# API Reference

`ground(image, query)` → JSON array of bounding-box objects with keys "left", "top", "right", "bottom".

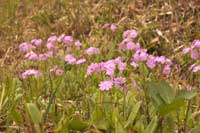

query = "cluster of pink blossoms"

[
  {"left": 19, "top": 33, "right": 102, "bottom": 79},
  {"left": 21, "top": 69, "right": 42, "bottom": 79},
  {"left": 119, "top": 29, "right": 173, "bottom": 75},
  {"left": 182, "top": 40, "right": 200, "bottom": 72},
  {"left": 103, "top": 23, "right": 117, "bottom": 32},
  {"left": 86, "top": 56, "right": 126, "bottom": 91}
]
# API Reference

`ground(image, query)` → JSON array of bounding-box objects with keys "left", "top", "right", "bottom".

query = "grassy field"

[{"left": 0, "top": 0, "right": 200, "bottom": 132}]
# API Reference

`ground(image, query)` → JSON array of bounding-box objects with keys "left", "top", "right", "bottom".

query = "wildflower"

[
  {"left": 74, "top": 41, "right": 82, "bottom": 48},
  {"left": 48, "top": 35, "right": 57, "bottom": 43},
  {"left": 110, "top": 24, "right": 117, "bottom": 32},
  {"left": 162, "top": 65, "right": 171, "bottom": 75},
  {"left": 190, "top": 50, "right": 199, "bottom": 60},
  {"left": 21, "top": 69, "right": 42, "bottom": 79},
  {"left": 99, "top": 80, "right": 113, "bottom": 91},
  {"left": 130, "top": 61, "right": 138, "bottom": 68},
  {"left": 182, "top": 48, "right": 191, "bottom": 54},
  {"left": 114, "top": 77, "right": 126, "bottom": 86},
  {"left": 19, "top": 43, "right": 36, "bottom": 53},
  {"left": 119, "top": 38, "right": 140, "bottom": 51},
  {"left": 65, "top": 54, "right": 76, "bottom": 64},
  {"left": 133, "top": 49, "right": 148, "bottom": 62},
  {"left": 63, "top": 36, "right": 73, "bottom": 45},
  {"left": 102, "top": 60, "right": 116, "bottom": 77},
  {"left": 46, "top": 43, "right": 58, "bottom": 51},
  {"left": 117, "top": 62, "right": 126, "bottom": 73},
  {"left": 192, "top": 40, "right": 200, "bottom": 48},
  {"left": 86, "top": 63, "right": 102, "bottom": 76},
  {"left": 25, "top": 51, "right": 38, "bottom": 60},
  {"left": 55, "top": 69, "right": 64, "bottom": 76},
  {"left": 76, "top": 58, "right": 86, "bottom": 64},
  {"left": 155, "top": 56, "right": 166, "bottom": 64},
  {"left": 85, "top": 47, "right": 100, "bottom": 55},
  {"left": 146, "top": 55, "right": 156, "bottom": 69},
  {"left": 57, "top": 34, "right": 65, "bottom": 43},
  {"left": 123, "top": 30, "right": 138, "bottom": 39},
  {"left": 31, "top": 39, "right": 42, "bottom": 47}
]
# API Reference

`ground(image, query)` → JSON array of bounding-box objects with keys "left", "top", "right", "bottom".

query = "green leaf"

[
  {"left": 158, "top": 99, "right": 185, "bottom": 116},
  {"left": 68, "top": 119, "right": 89, "bottom": 131},
  {"left": 125, "top": 101, "right": 141, "bottom": 128},
  {"left": 144, "top": 116, "right": 158, "bottom": 133},
  {"left": 11, "top": 110, "right": 22, "bottom": 124},
  {"left": 26, "top": 103, "right": 42, "bottom": 124},
  {"left": 157, "top": 80, "right": 175, "bottom": 104},
  {"left": 176, "top": 90, "right": 197, "bottom": 100}
]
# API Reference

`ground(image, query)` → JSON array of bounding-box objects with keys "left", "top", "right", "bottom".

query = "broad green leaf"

[
  {"left": 68, "top": 119, "right": 89, "bottom": 131},
  {"left": 26, "top": 103, "right": 42, "bottom": 124},
  {"left": 158, "top": 99, "right": 185, "bottom": 116},
  {"left": 125, "top": 101, "right": 141, "bottom": 128},
  {"left": 147, "top": 82, "right": 165, "bottom": 106},
  {"left": 176, "top": 90, "right": 197, "bottom": 100},
  {"left": 144, "top": 116, "right": 158, "bottom": 133},
  {"left": 157, "top": 80, "right": 175, "bottom": 104}
]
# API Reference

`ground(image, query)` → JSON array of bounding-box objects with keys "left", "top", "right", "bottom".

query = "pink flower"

[
  {"left": 182, "top": 48, "right": 191, "bottom": 54},
  {"left": 50, "top": 66, "right": 64, "bottom": 76},
  {"left": 119, "top": 39, "right": 140, "bottom": 51},
  {"left": 146, "top": 55, "right": 156, "bottom": 69},
  {"left": 190, "top": 50, "right": 199, "bottom": 60},
  {"left": 162, "top": 65, "right": 171, "bottom": 75},
  {"left": 133, "top": 49, "right": 148, "bottom": 62},
  {"left": 57, "top": 34, "right": 65, "bottom": 43},
  {"left": 99, "top": 80, "right": 113, "bottom": 91},
  {"left": 155, "top": 56, "right": 166, "bottom": 64},
  {"left": 48, "top": 35, "right": 57, "bottom": 43},
  {"left": 192, "top": 66, "right": 200, "bottom": 72},
  {"left": 86, "top": 63, "right": 102, "bottom": 76},
  {"left": 110, "top": 24, "right": 117, "bottom": 32},
  {"left": 65, "top": 54, "right": 76, "bottom": 64},
  {"left": 31, "top": 39, "right": 42, "bottom": 47},
  {"left": 74, "top": 41, "right": 82, "bottom": 48},
  {"left": 117, "top": 62, "right": 126, "bottom": 73},
  {"left": 114, "top": 77, "right": 126, "bottom": 86},
  {"left": 76, "top": 58, "right": 86, "bottom": 64},
  {"left": 39, "top": 51, "right": 53, "bottom": 61},
  {"left": 21, "top": 69, "right": 42, "bottom": 79},
  {"left": 85, "top": 47, "right": 100, "bottom": 55},
  {"left": 192, "top": 40, "right": 200, "bottom": 48},
  {"left": 102, "top": 60, "right": 116, "bottom": 77},
  {"left": 19, "top": 43, "right": 36, "bottom": 53},
  {"left": 55, "top": 69, "right": 64, "bottom": 76},
  {"left": 46, "top": 43, "right": 58, "bottom": 51},
  {"left": 130, "top": 61, "right": 138, "bottom": 68},
  {"left": 123, "top": 30, "right": 138, "bottom": 39},
  {"left": 25, "top": 51, "right": 38, "bottom": 60},
  {"left": 63, "top": 36, "right": 73, "bottom": 45}
]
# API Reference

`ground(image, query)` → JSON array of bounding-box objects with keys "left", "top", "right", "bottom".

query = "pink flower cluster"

[
  {"left": 103, "top": 23, "right": 118, "bottom": 32},
  {"left": 99, "top": 77, "right": 126, "bottom": 91},
  {"left": 21, "top": 69, "right": 42, "bottom": 79},
  {"left": 86, "top": 56, "right": 126, "bottom": 77},
  {"left": 119, "top": 29, "right": 173, "bottom": 74},
  {"left": 65, "top": 54, "right": 86, "bottom": 65},
  {"left": 50, "top": 66, "right": 64, "bottom": 76},
  {"left": 189, "top": 64, "right": 200, "bottom": 73},
  {"left": 182, "top": 40, "right": 200, "bottom": 60}
]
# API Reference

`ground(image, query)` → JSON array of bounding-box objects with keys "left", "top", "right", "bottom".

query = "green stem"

[{"left": 184, "top": 100, "right": 191, "bottom": 133}]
